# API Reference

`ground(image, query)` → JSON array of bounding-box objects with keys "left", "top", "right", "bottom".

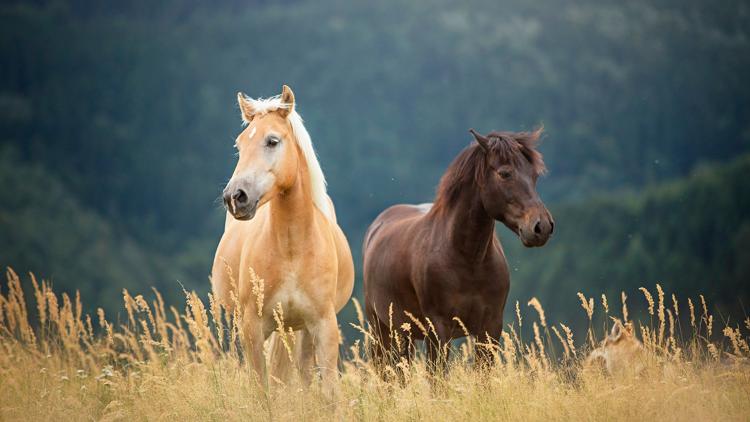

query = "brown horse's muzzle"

[{"left": 519, "top": 208, "right": 554, "bottom": 247}]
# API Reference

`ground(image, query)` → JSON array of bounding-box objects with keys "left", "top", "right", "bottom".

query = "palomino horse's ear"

[
  {"left": 469, "top": 129, "right": 491, "bottom": 152},
  {"left": 237, "top": 92, "right": 256, "bottom": 124},
  {"left": 278, "top": 85, "right": 295, "bottom": 118}
]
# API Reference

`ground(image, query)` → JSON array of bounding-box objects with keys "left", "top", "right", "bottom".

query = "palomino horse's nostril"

[{"left": 233, "top": 189, "right": 248, "bottom": 205}]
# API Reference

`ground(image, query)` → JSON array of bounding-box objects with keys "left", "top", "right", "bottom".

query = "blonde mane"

[{"left": 242, "top": 95, "right": 332, "bottom": 220}]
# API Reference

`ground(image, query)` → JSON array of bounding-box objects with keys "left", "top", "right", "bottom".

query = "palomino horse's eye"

[{"left": 266, "top": 136, "right": 280, "bottom": 148}]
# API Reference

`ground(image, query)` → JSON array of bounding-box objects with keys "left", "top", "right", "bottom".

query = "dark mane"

[{"left": 432, "top": 128, "right": 545, "bottom": 213}]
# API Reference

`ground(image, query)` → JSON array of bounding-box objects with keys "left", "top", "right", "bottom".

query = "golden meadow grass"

[{"left": 1, "top": 268, "right": 749, "bottom": 421}]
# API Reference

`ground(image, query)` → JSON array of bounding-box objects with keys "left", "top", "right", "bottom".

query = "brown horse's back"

[{"left": 363, "top": 203, "right": 431, "bottom": 253}]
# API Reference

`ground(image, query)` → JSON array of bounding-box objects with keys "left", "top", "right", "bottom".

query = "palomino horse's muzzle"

[{"left": 223, "top": 186, "right": 260, "bottom": 221}]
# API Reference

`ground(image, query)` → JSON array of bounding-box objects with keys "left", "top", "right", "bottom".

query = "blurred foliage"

[
  {"left": 0, "top": 146, "right": 196, "bottom": 313},
  {"left": 0, "top": 0, "right": 748, "bottom": 325},
  {"left": 503, "top": 154, "right": 750, "bottom": 326}
]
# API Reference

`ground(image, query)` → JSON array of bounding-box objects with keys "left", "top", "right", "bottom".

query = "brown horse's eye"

[{"left": 499, "top": 169, "right": 512, "bottom": 179}]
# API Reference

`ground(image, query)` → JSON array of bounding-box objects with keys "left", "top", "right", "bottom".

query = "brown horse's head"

[
  {"left": 222, "top": 85, "right": 330, "bottom": 221},
  {"left": 469, "top": 128, "right": 554, "bottom": 247}
]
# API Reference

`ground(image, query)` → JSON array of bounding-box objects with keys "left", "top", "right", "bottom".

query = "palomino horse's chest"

[{"left": 262, "top": 272, "right": 317, "bottom": 332}]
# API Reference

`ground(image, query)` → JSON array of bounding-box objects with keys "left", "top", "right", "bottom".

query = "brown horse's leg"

[
  {"left": 473, "top": 333, "right": 501, "bottom": 371},
  {"left": 365, "top": 313, "right": 413, "bottom": 384},
  {"left": 366, "top": 318, "right": 385, "bottom": 370},
  {"left": 366, "top": 315, "right": 392, "bottom": 378},
  {"left": 424, "top": 317, "right": 451, "bottom": 376}
]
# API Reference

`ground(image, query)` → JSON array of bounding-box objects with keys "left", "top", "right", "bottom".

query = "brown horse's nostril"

[
  {"left": 534, "top": 220, "right": 542, "bottom": 234},
  {"left": 550, "top": 220, "right": 555, "bottom": 234},
  {"left": 233, "top": 189, "right": 248, "bottom": 205}
]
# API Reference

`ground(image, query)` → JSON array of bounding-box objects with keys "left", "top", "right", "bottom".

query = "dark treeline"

[
  {"left": 0, "top": 0, "right": 748, "bottom": 330},
  {"left": 503, "top": 154, "right": 750, "bottom": 331}
]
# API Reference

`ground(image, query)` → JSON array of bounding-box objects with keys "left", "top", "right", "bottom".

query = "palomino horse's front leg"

[
  {"left": 241, "top": 309, "right": 268, "bottom": 389},
  {"left": 307, "top": 306, "right": 340, "bottom": 399},
  {"left": 296, "top": 330, "right": 315, "bottom": 384}
]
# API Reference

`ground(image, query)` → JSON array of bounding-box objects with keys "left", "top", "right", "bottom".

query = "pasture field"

[{"left": 0, "top": 268, "right": 748, "bottom": 421}]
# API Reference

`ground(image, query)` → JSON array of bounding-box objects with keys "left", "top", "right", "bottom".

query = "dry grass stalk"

[
  {"left": 404, "top": 311, "right": 428, "bottom": 337},
  {"left": 551, "top": 325, "right": 569, "bottom": 358},
  {"left": 577, "top": 293, "right": 594, "bottom": 320},
  {"left": 527, "top": 297, "right": 546, "bottom": 328},
  {"left": 656, "top": 284, "right": 666, "bottom": 346},
  {"left": 515, "top": 300, "right": 522, "bottom": 327},
  {"left": 688, "top": 298, "right": 696, "bottom": 328},
  {"left": 249, "top": 267, "right": 265, "bottom": 317},
  {"left": 639, "top": 287, "right": 654, "bottom": 316}
]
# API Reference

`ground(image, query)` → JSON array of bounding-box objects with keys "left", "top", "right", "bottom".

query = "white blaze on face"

[{"left": 229, "top": 128, "right": 282, "bottom": 208}]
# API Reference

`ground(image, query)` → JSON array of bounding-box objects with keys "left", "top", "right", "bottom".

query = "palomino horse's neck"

[
  {"left": 429, "top": 184, "right": 496, "bottom": 262},
  {"left": 268, "top": 146, "right": 318, "bottom": 253}
]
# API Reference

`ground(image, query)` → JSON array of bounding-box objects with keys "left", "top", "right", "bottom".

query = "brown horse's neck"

[
  {"left": 268, "top": 150, "right": 317, "bottom": 252},
  {"left": 429, "top": 185, "right": 496, "bottom": 262}
]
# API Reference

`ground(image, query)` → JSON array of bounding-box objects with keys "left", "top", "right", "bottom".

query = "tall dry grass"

[{"left": 0, "top": 268, "right": 748, "bottom": 421}]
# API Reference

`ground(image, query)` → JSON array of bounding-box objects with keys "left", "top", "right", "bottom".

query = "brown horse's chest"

[{"left": 414, "top": 252, "right": 510, "bottom": 333}]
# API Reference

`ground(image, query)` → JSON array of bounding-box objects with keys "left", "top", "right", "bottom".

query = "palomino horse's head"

[
  {"left": 469, "top": 128, "right": 554, "bottom": 247},
  {"left": 223, "top": 85, "right": 322, "bottom": 221}
]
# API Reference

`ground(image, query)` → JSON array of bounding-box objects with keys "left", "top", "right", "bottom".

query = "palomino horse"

[
  {"left": 211, "top": 85, "right": 354, "bottom": 391},
  {"left": 363, "top": 128, "right": 553, "bottom": 371}
]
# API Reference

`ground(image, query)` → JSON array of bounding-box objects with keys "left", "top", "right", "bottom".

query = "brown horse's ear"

[
  {"left": 278, "top": 84, "right": 295, "bottom": 118},
  {"left": 469, "top": 129, "right": 491, "bottom": 152},
  {"left": 237, "top": 92, "right": 256, "bottom": 124}
]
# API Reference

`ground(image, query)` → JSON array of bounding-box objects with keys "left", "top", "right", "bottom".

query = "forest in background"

[{"left": 1, "top": 0, "right": 748, "bottom": 333}]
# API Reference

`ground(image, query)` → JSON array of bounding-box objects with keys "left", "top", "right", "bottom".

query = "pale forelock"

[{"left": 242, "top": 94, "right": 332, "bottom": 221}]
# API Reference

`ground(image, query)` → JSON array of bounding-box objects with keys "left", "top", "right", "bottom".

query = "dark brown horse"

[{"left": 363, "top": 127, "right": 553, "bottom": 370}]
